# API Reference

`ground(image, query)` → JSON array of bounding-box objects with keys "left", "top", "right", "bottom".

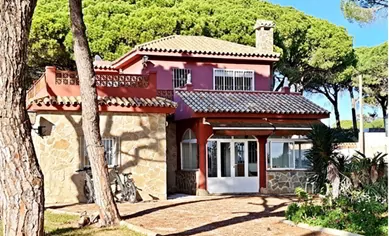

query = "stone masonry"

[
  {"left": 267, "top": 170, "right": 312, "bottom": 194},
  {"left": 176, "top": 170, "right": 197, "bottom": 195},
  {"left": 31, "top": 111, "right": 167, "bottom": 204}
]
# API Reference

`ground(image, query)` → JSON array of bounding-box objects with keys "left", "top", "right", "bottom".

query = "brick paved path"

[{"left": 47, "top": 195, "right": 328, "bottom": 236}]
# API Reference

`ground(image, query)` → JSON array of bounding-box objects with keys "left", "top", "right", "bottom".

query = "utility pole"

[
  {"left": 386, "top": 71, "right": 389, "bottom": 155},
  {"left": 358, "top": 75, "right": 364, "bottom": 154}
]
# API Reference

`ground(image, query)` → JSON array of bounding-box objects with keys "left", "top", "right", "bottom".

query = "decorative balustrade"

[
  {"left": 27, "top": 74, "right": 46, "bottom": 101},
  {"left": 157, "top": 89, "right": 174, "bottom": 100},
  {"left": 54, "top": 71, "right": 149, "bottom": 88},
  {"left": 55, "top": 71, "right": 78, "bottom": 85}
]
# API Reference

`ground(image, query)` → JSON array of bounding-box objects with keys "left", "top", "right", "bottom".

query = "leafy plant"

[
  {"left": 305, "top": 124, "right": 346, "bottom": 192},
  {"left": 285, "top": 203, "right": 299, "bottom": 220},
  {"left": 295, "top": 187, "right": 309, "bottom": 203},
  {"left": 286, "top": 188, "right": 388, "bottom": 236},
  {"left": 349, "top": 151, "right": 387, "bottom": 185}
]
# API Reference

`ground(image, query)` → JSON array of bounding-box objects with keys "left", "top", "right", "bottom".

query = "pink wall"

[{"left": 122, "top": 57, "right": 272, "bottom": 91}]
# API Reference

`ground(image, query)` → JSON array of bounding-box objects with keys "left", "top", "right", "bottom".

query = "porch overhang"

[
  {"left": 208, "top": 119, "right": 323, "bottom": 136},
  {"left": 174, "top": 89, "right": 331, "bottom": 121}
]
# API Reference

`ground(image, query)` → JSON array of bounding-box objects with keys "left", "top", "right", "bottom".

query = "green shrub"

[
  {"left": 286, "top": 203, "right": 324, "bottom": 223},
  {"left": 295, "top": 187, "right": 309, "bottom": 203},
  {"left": 286, "top": 187, "right": 388, "bottom": 236},
  {"left": 322, "top": 208, "right": 347, "bottom": 229},
  {"left": 285, "top": 203, "right": 299, "bottom": 220}
]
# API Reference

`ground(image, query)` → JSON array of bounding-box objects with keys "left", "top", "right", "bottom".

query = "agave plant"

[{"left": 349, "top": 151, "right": 387, "bottom": 186}]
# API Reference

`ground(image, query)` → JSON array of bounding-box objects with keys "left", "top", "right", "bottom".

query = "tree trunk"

[
  {"left": 273, "top": 77, "right": 285, "bottom": 91},
  {"left": 0, "top": 1, "right": 45, "bottom": 235},
  {"left": 333, "top": 91, "right": 341, "bottom": 129},
  {"left": 69, "top": 0, "right": 121, "bottom": 226},
  {"left": 378, "top": 97, "right": 388, "bottom": 130},
  {"left": 348, "top": 86, "right": 358, "bottom": 134}
]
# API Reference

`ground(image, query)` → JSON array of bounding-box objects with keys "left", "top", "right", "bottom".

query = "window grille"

[
  {"left": 83, "top": 137, "right": 118, "bottom": 167},
  {"left": 213, "top": 69, "right": 254, "bottom": 91},
  {"left": 173, "top": 68, "right": 191, "bottom": 88}
]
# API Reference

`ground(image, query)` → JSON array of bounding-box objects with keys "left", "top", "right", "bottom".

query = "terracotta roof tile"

[
  {"left": 93, "top": 60, "right": 116, "bottom": 70},
  {"left": 175, "top": 90, "right": 329, "bottom": 115},
  {"left": 134, "top": 35, "right": 280, "bottom": 58},
  {"left": 29, "top": 96, "right": 177, "bottom": 108}
]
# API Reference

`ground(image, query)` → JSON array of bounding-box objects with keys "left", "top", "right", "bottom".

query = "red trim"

[
  {"left": 256, "top": 136, "right": 268, "bottom": 190},
  {"left": 215, "top": 130, "right": 273, "bottom": 136},
  {"left": 176, "top": 88, "right": 301, "bottom": 96},
  {"left": 206, "top": 118, "right": 323, "bottom": 124},
  {"left": 113, "top": 51, "right": 279, "bottom": 69},
  {"left": 193, "top": 112, "right": 329, "bottom": 120},
  {"left": 28, "top": 104, "right": 175, "bottom": 114},
  {"left": 196, "top": 119, "right": 213, "bottom": 191}
]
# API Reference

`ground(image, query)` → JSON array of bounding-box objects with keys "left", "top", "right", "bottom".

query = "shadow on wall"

[{"left": 65, "top": 112, "right": 166, "bottom": 203}]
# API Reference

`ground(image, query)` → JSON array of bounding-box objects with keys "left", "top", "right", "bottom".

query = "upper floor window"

[
  {"left": 173, "top": 68, "right": 191, "bottom": 88},
  {"left": 213, "top": 69, "right": 254, "bottom": 91}
]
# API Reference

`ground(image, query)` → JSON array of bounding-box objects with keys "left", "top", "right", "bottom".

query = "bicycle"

[
  {"left": 76, "top": 167, "right": 95, "bottom": 203},
  {"left": 111, "top": 165, "right": 137, "bottom": 203},
  {"left": 76, "top": 165, "right": 137, "bottom": 204}
]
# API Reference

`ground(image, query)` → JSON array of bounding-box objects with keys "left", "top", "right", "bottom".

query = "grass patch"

[{"left": 1, "top": 212, "right": 143, "bottom": 236}]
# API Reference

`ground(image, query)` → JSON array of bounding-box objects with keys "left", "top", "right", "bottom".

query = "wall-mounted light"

[
  {"left": 32, "top": 126, "right": 44, "bottom": 136},
  {"left": 142, "top": 55, "right": 149, "bottom": 67}
]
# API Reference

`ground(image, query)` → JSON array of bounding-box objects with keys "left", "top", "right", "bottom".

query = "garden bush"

[
  {"left": 290, "top": 126, "right": 389, "bottom": 235},
  {"left": 285, "top": 189, "right": 388, "bottom": 236},
  {"left": 286, "top": 188, "right": 388, "bottom": 236}
]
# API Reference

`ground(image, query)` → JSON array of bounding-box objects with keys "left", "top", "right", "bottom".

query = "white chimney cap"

[{"left": 254, "top": 19, "right": 275, "bottom": 29}]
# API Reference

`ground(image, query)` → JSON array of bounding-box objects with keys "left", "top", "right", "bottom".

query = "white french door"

[{"left": 207, "top": 139, "right": 259, "bottom": 193}]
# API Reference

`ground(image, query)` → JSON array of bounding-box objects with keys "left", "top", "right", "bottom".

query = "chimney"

[{"left": 254, "top": 19, "right": 275, "bottom": 52}]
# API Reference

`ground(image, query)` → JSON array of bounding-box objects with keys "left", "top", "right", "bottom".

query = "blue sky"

[{"left": 270, "top": 0, "right": 388, "bottom": 126}]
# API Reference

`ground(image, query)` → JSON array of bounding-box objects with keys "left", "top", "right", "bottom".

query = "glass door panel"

[
  {"left": 207, "top": 141, "right": 218, "bottom": 177},
  {"left": 220, "top": 142, "right": 231, "bottom": 177},
  {"left": 234, "top": 142, "right": 245, "bottom": 177},
  {"left": 248, "top": 141, "right": 258, "bottom": 176}
]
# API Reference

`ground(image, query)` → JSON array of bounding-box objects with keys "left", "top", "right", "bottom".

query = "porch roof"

[
  {"left": 209, "top": 120, "right": 323, "bottom": 131},
  {"left": 28, "top": 96, "right": 177, "bottom": 114},
  {"left": 29, "top": 96, "right": 177, "bottom": 108},
  {"left": 175, "top": 90, "right": 330, "bottom": 116}
]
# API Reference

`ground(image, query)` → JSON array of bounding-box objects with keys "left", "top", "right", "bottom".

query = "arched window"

[{"left": 181, "top": 129, "right": 198, "bottom": 170}]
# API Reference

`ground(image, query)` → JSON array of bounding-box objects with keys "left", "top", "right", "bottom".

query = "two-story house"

[{"left": 27, "top": 20, "right": 329, "bottom": 204}]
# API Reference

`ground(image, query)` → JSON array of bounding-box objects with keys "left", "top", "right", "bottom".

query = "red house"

[{"left": 27, "top": 20, "right": 329, "bottom": 203}]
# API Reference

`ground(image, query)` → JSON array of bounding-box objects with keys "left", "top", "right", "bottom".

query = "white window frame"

[
  {"left": 180, "top": 129, "right": 198, "bottom": 171},
  {"left": 206, "top": 136, "right": 258, "bottom": 178},
  {"left": 267, "top": 138, "right": 311, "bottom": 170},
  {"left": 173, "top": 68, "right": 191, "bottom": 89},
  {"left": 83, "top": 137, "right": 119, "bottom": 168},
  {"left": 213, "top": 68, "right": 255, "bottom": 91}
]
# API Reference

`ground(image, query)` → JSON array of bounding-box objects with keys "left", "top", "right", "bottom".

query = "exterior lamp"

[
  {"left": 29, "top": 111, "right": 44, "bottom": 136},
  {"left": 142, "top": 55, "right": 149, "bottom": 67}
]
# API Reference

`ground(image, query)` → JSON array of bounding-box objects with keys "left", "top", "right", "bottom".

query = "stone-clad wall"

[
  {"left": 267, "top": 170, "right": 312, "bottom": 194},
  {"left": 176, "top": 170, "right": 197, "bottom": 195},
  {"left": 31, "top": 111, "right": 167, "bottom": 204},
  {"left": 166, "top": 121, "right": 177, "bottom": 193}
]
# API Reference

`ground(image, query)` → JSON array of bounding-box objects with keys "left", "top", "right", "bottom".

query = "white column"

[{"left": 358, "top": 75, "right": 364, "bottom": 154}]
